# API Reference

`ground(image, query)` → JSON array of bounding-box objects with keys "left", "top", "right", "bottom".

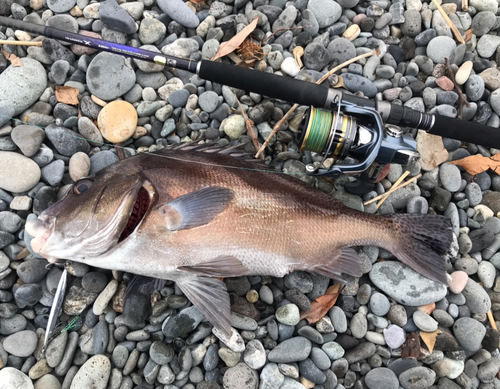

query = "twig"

[
  {"left": 376, "top": 171, "right": 410, "bottom": 210},
  {"left": 0, "top": 40, "right": 42, "bottom": 46},
  {"left": 235, "top": 96, "right": 263, "bottom": 159},
  {"left": 255, "top": 48, "right": 381, "bottom": 158},
  {"left": 444, "top": 58, "right": 469, "bottom": 119},
  {"left": 364, "top": 174, "right": 422, "bottom": 206},
  {"left": 431, "top": 0, "right": 465, "bottom": 44}
]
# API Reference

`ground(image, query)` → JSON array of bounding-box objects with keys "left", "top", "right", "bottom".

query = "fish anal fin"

[
  {"left": 176, "top": 276, "right": 232, "bottom": 338},
  {"left": 178, "top": 256, "right": 248, "bottom": 277},
  {"left": 159, "top": 186, "right": 234, "bottom": 231},
  {"left": 313, "top": 247, "right": 363, "bottom": 282}
]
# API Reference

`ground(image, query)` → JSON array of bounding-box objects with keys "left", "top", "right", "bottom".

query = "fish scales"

[{"left": 25, "top": 148, "right": 453, "bottom": 337}]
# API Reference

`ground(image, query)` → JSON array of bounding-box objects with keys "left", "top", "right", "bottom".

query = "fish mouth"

[
  {"left": 118, "top": 180, "right": 154, "bottom": 242},
  {"left": 25, "top": 216, "right": 58, "bottom": 262}
]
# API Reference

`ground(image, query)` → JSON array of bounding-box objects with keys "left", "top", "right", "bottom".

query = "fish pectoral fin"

[
  {"left": 313, "top": 247, "right": 363, "bottom": 282},
  {"left": 159, "top": 186, "right": 234, "bottom": 231},
  {"left": 124, "top": 275, "right": 166, "bottom": 300},
  {"left": 176, "top": 276, "right": 232, "bottom": 338},
  {"left": 178, "top": 256, "right": 248, "bottom": 277}
]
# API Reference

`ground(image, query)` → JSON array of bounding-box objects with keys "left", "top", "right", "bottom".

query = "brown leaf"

[
  {"left": 1, "top": 49, "right": 22, "bottom": 66},
  {"left": 293, "top": 46, "right": 304, "bottom": 68},
  {"left": 465, "top": 29, "right": 473, "bottom": 42},
  {"left": 300, "top": 283, "right": 342, "bottom": 324},
  {"left": 211, "top": 16, "right": 259, "bottom": 61},
  {"left": 9, "top": 54, "right": 22, "bottom": 67},
  {"left": 450, "top": 154, "right": 500, "bottom": 177},
  {"left": 401, "top": 332, "right": 421, "bottom": 359},
  {"left": 55, "top": 86, "right": 79, "bottom": 105},
  {"left": 420, "top": 329, "right": 439, "bottom": 354},
  {"left": 190, "top": 0, "right": 206, "bottom": 3}
]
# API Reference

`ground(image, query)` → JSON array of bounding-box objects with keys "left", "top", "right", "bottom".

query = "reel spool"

[{"left": 296, "top": 104, "right": 420, "bottom": 191}]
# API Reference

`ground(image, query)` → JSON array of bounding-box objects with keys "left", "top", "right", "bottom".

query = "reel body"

[{"left": 297, "top": 101, "right": 419, "bottom": 192}]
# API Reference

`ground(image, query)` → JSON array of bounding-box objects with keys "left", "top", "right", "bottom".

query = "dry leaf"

[
  {"left": 211, "top": 16, "right": 259, "bottom": 61},
  {"left": 450, "top": 154, "right": 500, "bottom": 177},
  {"left": 420, "top": 329, "right": 439, "bottom": 354},
  {"left": 16, "top": 247, "right": 29, "bottom": 260},
  {"left": 293, "top": 46, "right": 304, "bottom": 68},
  {"left": 300, "top": 283, "right": 342, "bottom": 324},
  {"left": 55, "top": 86, "right": 79, "bottom": 105},
  {"left": 9, "top": 54, "right": 22, "bottom": 66},
  {"left": 401, "top": 332, "right": 421, "bottom": 359},
  {"left": 1, "top": 49, "right": 22, "bottom": 66},
  {"left": 334, "top": 75, "right": 346, "bottom": 89},
  {"left": 465, "top": 29, "right": 473, "bottom": 42},
  {"left": 190, "top": 0, "right": 206, "bottom": 3}
]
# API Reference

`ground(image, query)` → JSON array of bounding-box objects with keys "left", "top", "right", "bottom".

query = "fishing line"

[{"left": 0, "top": 113, "right": 316, "bottom": 176}]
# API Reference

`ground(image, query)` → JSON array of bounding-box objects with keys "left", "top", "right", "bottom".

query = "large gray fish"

[{"left": 26, "top": 145, "right": 453, "bottom": 336}]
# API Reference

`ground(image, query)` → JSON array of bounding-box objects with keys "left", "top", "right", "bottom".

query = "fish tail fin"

[{"left": 387, "top": 214, "right": 453, "bottom": 284}]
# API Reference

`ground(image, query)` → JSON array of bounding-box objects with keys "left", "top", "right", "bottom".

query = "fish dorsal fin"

[
  {"left": 166, "top": 142, "right": 269, "bottom": 164},
  {"left": 178, "top": 255, "right": 248, "bottom": 277},
  {"left": 313, "top": 247, "right": 363, "bottom": 283},
  {"left": 160, "top": 186, "right": 234, "bottom": 231},
  {"left": 176, "top": 275, "right": 232, "bottom": 338}
]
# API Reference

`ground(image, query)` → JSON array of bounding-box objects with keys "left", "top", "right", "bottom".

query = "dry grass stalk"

[
  {"left": 364, "top": 174, "right": 422, "bottom": 206},
  {"left": 375, "top": 170, "right": 410, "bottom": 210},
  {"left": 255, "top": 48, "right": 381, "bottom": 158},
  {"left": 235, "top": 97, "right": 263, "bottom": 159},
  {"left": 0, "top": 40, "right": 42, "bottom": 46},
  {"left": 444, "top": 58, "right": 469, "bottom": 119},
  {"left": 431, "top": 0, "right": 465, "bottom": 44}
]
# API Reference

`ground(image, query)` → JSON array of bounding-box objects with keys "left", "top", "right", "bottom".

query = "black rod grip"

[
  {"left": 429, "top": 114, "right": 500, "bottom": 149},
  {"left": 0, "top": 16, "right": 45, "bottom": 35},
  {"left": 198, "top": 60, "right": 329, "bottom": 108}
]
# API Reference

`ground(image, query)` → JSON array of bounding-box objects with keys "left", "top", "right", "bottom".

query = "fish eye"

[{"left": 73, "top": 179, "right": 93, "bottom": 195}]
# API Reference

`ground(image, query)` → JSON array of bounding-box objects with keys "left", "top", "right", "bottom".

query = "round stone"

[
  {"left": 365, "top": 367, "right": 398, "bottom": 389},
  {"left": 3, "top": 330, "right": 37, "bottom": 357},
  {"left": 0, "top": 367, "right": 34, "bottom": 389},
  {"left": 86, "top": 52, "right": 136, "bottom": 100},
  {"left": 0, "top": 58, "right": 47, "bottom": 116},
  {"left": 97, "top": 101, "right": 138, "bottom": 143},
  {"left": 69, "top": 152, "right": 91, "bottom": 181},
  {"left": 70, "top": 355, "right": 111, "bottom": 389},
  {"left": 427, "top": 36, "right": 457, "bottom": 64},
  {"left": 276, "top": 304, "right": 300, "bottom": 326},
  {"left": 0, "top": 151, "right": 41, "bottom": 193}
]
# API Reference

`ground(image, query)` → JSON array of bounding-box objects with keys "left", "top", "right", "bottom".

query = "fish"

[{"left": 25, "top": 144, "right": 453, "bottom": 337}]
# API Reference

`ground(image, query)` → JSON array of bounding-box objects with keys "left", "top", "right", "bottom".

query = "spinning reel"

[{"left": 297, "top": 100, "right": 419, "bottom": 194}]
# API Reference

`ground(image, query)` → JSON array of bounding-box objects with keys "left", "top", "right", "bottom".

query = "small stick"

[
  {"left": 235, "top": 96, "right": 263, "bottom": 159},
  {"left": 0, "top": 40, "right": 42, "bottom": 46},
  {"left": 376, "top": 171, "right": 410, "bottom": 209},
  {"left": 444, "top": 58, "right": 469, "bottom": 119},
  {"left": 255, "top": 48, "right": 380, "bottom": 158},
  {"left": 364, "top": 174, "right": 422, "bottom": 205},
  {"left": 431, "top": 0, "right": 465, "bottom": 44}
]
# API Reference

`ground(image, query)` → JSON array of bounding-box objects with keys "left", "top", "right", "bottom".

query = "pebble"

[
  {"left": 453, "top": 317, "right": 486, "bottom": 352},
  {"left": 243, "top": 339, "right": 266, "bottom": 369},
  {"left": 267, "top": 337, "right": 312, "bottom": 363},
  {"left": 399, "top": 367, "right": 436, "bottom": 389},
  {"left": 365, "top": 367, "right": 399, "bottom": 389},
  {"left": 0, "top": 58, "right": 47, "bottom": 115},
  {"left": 413, "top": 310, "right": 438, "bottom": 332},
  {"left": 0, "top": 152, "right": 41, "bottom": 193},
  {"left": 370, "top": 261, "right": 448, "bottom": 306},
  {"left": 222, "top": 362, "right": 259, "bottom": 389},
  {"left": 276, "top": 304, "right": 300, "bottom": 326},
  {"left": 0, "top": 367, "right": 34, "bottom": 389},
  {"left": 10, "top": 125, "right": 45, "bottom": 157},
  {"left": 2, "top": 330, "right": 37, "bottom": 357},
  {"left": 87, "top": 53, "right": 136, "bottom": 100},
  {"left": 70, "top": 355, "right": 111, "bottom": 389},
  {"left": 97, "top": 101, "right": 138, "bottom": 143}
]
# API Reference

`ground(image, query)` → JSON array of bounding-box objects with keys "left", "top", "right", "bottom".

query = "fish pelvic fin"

[
  {"left": 176, "top": 275, "right": 232, "bottom": 338},
  {"left": 388, "top": 214, "right": 453, "bottom": 285},
  {"left": 313, "top": 247, "right": 363, "bottom": 283}
]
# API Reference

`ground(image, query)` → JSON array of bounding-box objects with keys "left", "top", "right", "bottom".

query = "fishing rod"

[{"left": 1, "top": 16, "right": 499, "bottom": 193}]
